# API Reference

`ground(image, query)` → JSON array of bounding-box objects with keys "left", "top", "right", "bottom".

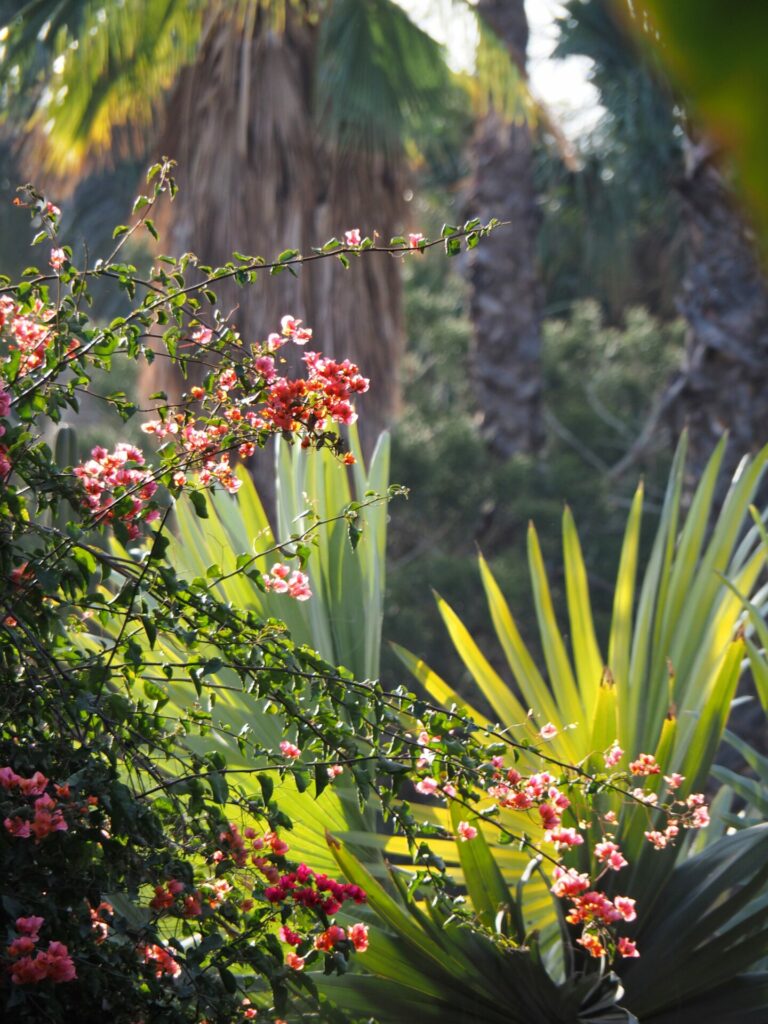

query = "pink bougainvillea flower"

[
  {"left": 15, "top": 916, "right": 45, "bottom": 938},
  {"left": 279, "top": 741, "right": 301, "bottom": 760},
  {"left": 408, "top": 232, "right": 425, "bottom": 248},
  {"left": 10, "top": 940, "right": 76, "bottom": 984},
  {"left": 631, "top": 787, "right": 658, "bottom": 805},
  {"left": 689, "top": 802, "right": 710, "bottom": 828},
  {"left": 49, "top": 248, "right": 66, "bottom": 271},
  {"left": 577, "top": 932, "right": 606, "bottom": 959},
  {"left": 349, "top": 922, "right": 369, "bottom": 952},
  {"left": 266, "top": 831, "right": 290, "bottom": 856},
  {"left": 415, "top": 777, "right": 438, "bottom": 796},
  {"left": 618, "top": 937, "right": 640, "bottom": 958},
  {"left": 629, "top": 753, "right": 660, "bottom": 776},
  {"left": 0, "top": 766, "right": 21, "bottom": 789},
  {"left": 285, "top": 951, "right": 305, "bottom": 971},
  {"left": 142, "top": 943, "right": 181, "bottom": 978},
  {"left": 4, "top": 816, "right": 31, "bottom": 838},
  {"left": 457, "top": 821, "right": 478, "bottom": 842},
  {"left": 279, "top": 926, "right": 301, "bottom": 946},
  {"left": 191, "top": 325, "right": 213, "bottom": 346},
  {"left": 550, "top": 866, "right": 591, "bottom": 899},
  {"left": 613, "top": 896, "right": 637, "bottom": 922},
  {"left": 287, "top": 569, "right": 312, "bottom": 600},
  {"left": 10, "top": 955, "right": 48, "bottom": 984},
  {"left": 262, "top": 565, "right": 289, "bottom": 592},
  {"left": 595, "top": 840, "right": 628, "bottom": 871},
  {"left": 539, "top": 722, "right": 558, "bottom": 741},
  {"left": 344, "top": 228, "right": 362, "bottom": 247},
  {"left": 254, "top": 354, "right": 276, "bottom": 381},
  {"left": 546, "top": 826, "right": 584, "bottom": 849},
  {"left": 604, "top": 741, "right": 624, "bottom": 768},
  {"left": 644, "top": 829, "right": 668, "bottom": 849},
  {"left": 7, "top": 936, "right": 37, "bottom": 958},
  {"left": 19, "top": 771, "right": 49, "bottom": 796},
  {"left": 263, "top": 563, "right": 312, "bottom": 600},
  {"left": 42, "top": 942, "right": 77, "bottom": 982},
  {"left": 539, "top": 802, "right": 561, "bottom": 829},
  {"left": 315, "top": 925, "right": 346, "bottom": 952},
  {"left": 279, "top": 315, "right": 313, "bottom": 344},
  {"left": 182, "top": 894, "right": 202, "bottom": 918},
  {"left": 664, "top": 773, "right": 685, "bottom": 790}
]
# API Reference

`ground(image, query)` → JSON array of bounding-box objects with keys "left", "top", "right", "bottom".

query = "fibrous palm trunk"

[
  {"left": 664, "top": 139, "right": 768, "bottom": 761},
  {"left": 466, "top": 0, "right": 543, "bottom": 458},
  {"left": 665, "top": 138, "right": 768, "bottom": 485},
  {"left": 147, "top": 4, "right": 405, "bottom": 475}
]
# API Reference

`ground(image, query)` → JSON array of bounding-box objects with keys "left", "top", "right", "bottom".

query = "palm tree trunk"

[
  {"left": 466, "top": 0, "right": 544, "bottom": 458},
  {"left": 665, "top": 138, "right": 768, "bottom": 484},
  {"left": 147, "top": 4, "right": 404, "bottom": 485}
]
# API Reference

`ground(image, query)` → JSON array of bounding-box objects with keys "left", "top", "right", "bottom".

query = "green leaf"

[
  {"left": 444, "top": 236, "right": 461, "bottom": 257},
  {"left": 189, "top": 490, "right": 208, "bottom": 519}
]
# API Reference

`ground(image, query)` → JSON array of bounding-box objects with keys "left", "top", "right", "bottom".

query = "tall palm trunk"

[
  {"left": 665, "top": 138, "right": 768, "bottom": 485},
  {"left": 147, "top": 4, "right": 405, "bottom": 470},
  {"left": 659, "top": 138, "right": 768, "bottom": 760},
  {"left": 466, "top": 0, "right": 543, "bottom": 458}
]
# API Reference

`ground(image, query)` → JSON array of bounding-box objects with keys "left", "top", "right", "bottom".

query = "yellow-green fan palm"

[{"left": 392, "top": 433, "right": 768, "bottom": 1022}]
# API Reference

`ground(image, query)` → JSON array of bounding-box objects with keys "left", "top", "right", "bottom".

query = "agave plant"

[
  {"left": 171, "top": 423, "right": 390, "bottom": 681},
  {"left": 388, "top": 433, "right": 768, "bottom": 1022},
  {"left": 124, "top": 426, "right": 392, "bottom": 880}
]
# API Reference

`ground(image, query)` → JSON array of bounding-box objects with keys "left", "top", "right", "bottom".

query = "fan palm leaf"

[{"left": 392, "top": 434, "right": 768, "bottom": 1018}]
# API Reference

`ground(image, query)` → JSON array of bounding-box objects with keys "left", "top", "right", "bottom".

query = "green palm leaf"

[{"left": 394, "top": 436, "right": 768, "bottom": 1019}]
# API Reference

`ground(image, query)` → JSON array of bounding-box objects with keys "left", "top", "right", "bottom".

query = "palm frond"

[
  {"left": 1, "top": 0, "right": 202, "bottom": 173},
  {"left": 464, "top": 11, "right": 527, "bottom": 122},
  {"left": 317, "top": 0, "right": 453, "bottom": 155},
  {"left": 393, "top": 436, "right": 768, "bottom": 1013}
]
